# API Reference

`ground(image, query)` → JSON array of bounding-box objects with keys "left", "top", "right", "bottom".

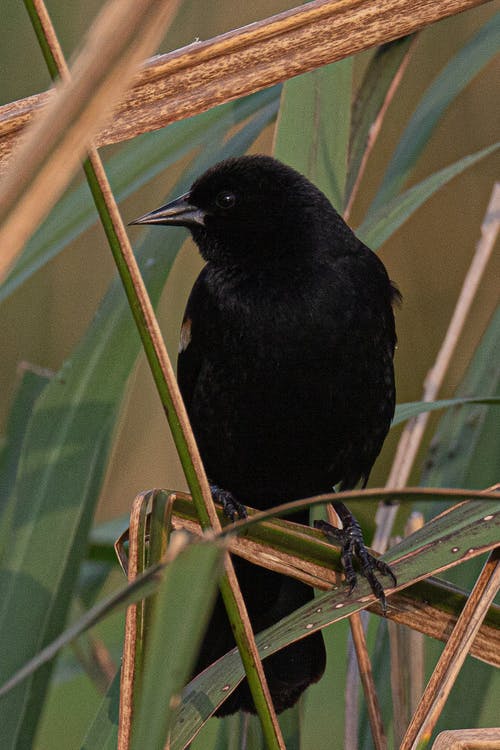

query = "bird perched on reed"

[{"left": 132, "top": 154, "right": 399, "bottom": 714}]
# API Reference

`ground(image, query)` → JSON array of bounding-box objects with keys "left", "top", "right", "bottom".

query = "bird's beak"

[{"left": 129, "top": 192, "right": 206, "bottom": 227}]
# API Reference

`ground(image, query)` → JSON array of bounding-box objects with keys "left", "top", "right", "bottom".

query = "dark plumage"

[{"left": 132, "top": 154, "right": 400, "bottom": 715}]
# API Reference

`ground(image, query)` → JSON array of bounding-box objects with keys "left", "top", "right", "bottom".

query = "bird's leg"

[
  {"left": 314, "top": 501, "right": 396, "bottom": 612},
  {"left": 210, "top": 484, "right": 248, "bottom": 522}
]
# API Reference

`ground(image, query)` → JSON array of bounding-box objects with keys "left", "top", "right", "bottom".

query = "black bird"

[{"left": 131, "top": 155, "right": 400, "bottom": 715}]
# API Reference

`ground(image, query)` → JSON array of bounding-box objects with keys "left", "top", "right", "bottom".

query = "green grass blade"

[
  {"left": 346, "top": 35, "right": 415, "bottom": 203},
  {"left": 80, "top": 670, "right": 120, "bottom": 750},
  {"left": 393, "top": 396, "right": 500, "bottom": 426},
  {"left": 0, "top": 87, "right": 279, "bottom": 305},
  {"left": 421, "top": 306, "right": 500, "bottom": 490},
  {"left": 357, "top": 142, "right": 499, "bottom": 249},
  {"left": 0, "top": 108, "right": 273, "bottom": 749},
  {"left": 171, "top": 500, "right": 500, "bottom": 748},
  {"left": 0, "top": 560, "right": 165, "bottom": 702},
  {"left": 367, "top": 13, "right": 500, "bottom": 216},
  {"left": 0, "top": 366, "right": 50, "bottom": 547},
  {"left": 274, "top": 58, "right": 352, "bottom": 211},
  {"left": 0, "top": 241, "right": 179, "bottom": 750},
  {"left": 272, "top": 63, "right": 352, "bottom": 745},
  {"left": 131, "top": 539, "right": 224, "bottom": 750}
]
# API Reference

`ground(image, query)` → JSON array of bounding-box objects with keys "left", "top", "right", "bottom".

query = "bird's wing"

[{"left": 177, "top": 267, "right": 210, "bottom": 411}]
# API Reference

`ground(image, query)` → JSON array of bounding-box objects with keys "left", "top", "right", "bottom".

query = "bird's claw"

[
  {"left": 210, "top": 484, "right": 248, "bottom": 521},
  {"left": 315, "top": 515, "right": 396, "bottom": 613}
]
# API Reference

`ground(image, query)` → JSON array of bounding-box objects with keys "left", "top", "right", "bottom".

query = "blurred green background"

[{"left": 1, "top": 1, "right": 498, "bottom": 525}]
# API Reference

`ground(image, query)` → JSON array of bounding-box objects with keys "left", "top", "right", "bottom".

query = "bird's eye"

[{"left": 215, "top": 190, "right": 236, "bottom": 210}]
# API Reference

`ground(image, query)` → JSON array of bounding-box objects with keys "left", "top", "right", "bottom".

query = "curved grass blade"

[
  {"left": 0, "top": 110, "right": 273, "bottom": 749},
  {"left": 421, "top": 306, "right": 500, "bottom": 490},
  {"left": 171, "top": 500, "right": 500, "bottom": 749},
  {"left": 346, "top": 35, "right": 415, "bottom": 206},
  {"left": 1, "top": 490, "right": 498, "bottom": 702},
  {"left": 393, "top": 396, "right": 500, "bottom": 427},
  {"left": 0, "top": 87, "right": 279, "bottom": 305},
  {"left": 273, "top": 58, "right": 352, "bottom": 211},
  {"left": 357, "top": 142, "right": 500, "bottom": 249},
  {"left": 0, "top": 231, "right": 182, "bottom": 750},
  {"left": 367, "top": 13, "right": 500, "bottom": 217}
]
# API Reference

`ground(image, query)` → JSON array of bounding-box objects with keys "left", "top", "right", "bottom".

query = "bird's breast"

[{"left": 204, "top": 264, "right": 333, "bottom": 360}]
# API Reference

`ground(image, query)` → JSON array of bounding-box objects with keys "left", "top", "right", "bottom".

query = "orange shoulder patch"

[{"left": 179, "top": 317, "right": 192, "bottom": 353}]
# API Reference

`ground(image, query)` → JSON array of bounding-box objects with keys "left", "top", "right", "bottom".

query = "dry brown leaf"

[
  {"left": 0, "top": 0, "right": 488, "bottom": 170},
  {"left": 0, "top": 0, "right": 180, "bottom": 280}
]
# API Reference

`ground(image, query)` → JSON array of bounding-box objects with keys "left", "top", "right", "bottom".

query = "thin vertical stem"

[{"left": 24, "top": 2, "right": 284, "bottom": 747}]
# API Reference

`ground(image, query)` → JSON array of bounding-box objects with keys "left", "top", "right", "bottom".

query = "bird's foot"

[
  {"left": 210, "top": 484, "right": 248, "bottom": 522},
  {"left": 314, "top": 502, "right": 396, "bottom": 613}
]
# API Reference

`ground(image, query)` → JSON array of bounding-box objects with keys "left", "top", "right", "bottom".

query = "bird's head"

[{"left": 130, "top": 155, "right": 338, "bottom": 266}]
